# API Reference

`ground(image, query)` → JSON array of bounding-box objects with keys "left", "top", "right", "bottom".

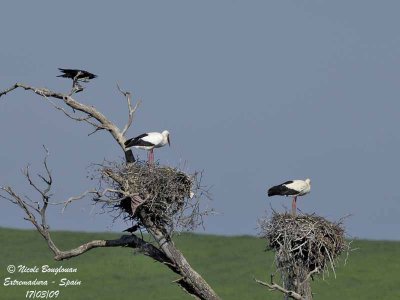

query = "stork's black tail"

[
  {"left": 125, "top": 149, "right": 135, "bottom": 163},
  {"left": 268, "top": 183, "right": 297, "bottom": 197},
  {"left": 268, "top": 185, "right": 281, "bottom": 197}
]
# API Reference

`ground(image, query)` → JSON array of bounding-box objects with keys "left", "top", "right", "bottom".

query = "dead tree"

[
  {"left": 256, "top": 212, "right": 349, "bottom": 300},
  {"left": 0, "top": 81, "right": 220, "bottom": 300}
]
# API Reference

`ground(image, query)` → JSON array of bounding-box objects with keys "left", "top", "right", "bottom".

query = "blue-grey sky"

[{"left": 1, "top": 1, "right": 399, "bottom": 240}]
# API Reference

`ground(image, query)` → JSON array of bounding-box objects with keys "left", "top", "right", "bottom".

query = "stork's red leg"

[
  {"left": 150, "top": 149, "right": 154, "bottom": 164},
  {"left": 292, "top": 196, "right": 297, "bottom": 217}
]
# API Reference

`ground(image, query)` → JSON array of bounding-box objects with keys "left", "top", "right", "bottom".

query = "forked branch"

[
  {"left": 117, "top": 83, "right": 141, "bottom": 136},
  {"left": 0, "top": 82, "right": 139, "bottom": 150},
  {"left": 255, "top": 275, "right": 306, "bottom": 300},
  {"left": 0, "top": 152, "right": 169, "bottom": 265},
  {"left": 0, "top": 80, "right": 219, "bottom": 299}
]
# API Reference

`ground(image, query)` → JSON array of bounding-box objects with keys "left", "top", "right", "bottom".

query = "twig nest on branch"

[
  {"left": 99, "top": 161, "right": 203, "bottom": 231},
  {"left": 260, "top": 212, "right": 347, "bottom": 275}
]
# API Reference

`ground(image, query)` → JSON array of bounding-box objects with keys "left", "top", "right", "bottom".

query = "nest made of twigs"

[
  {"left": 98, "top": 161, "right": 206, "bottom": 232},
  {"left": 260, "top": 212, "right": 347, "bottom": 276}
]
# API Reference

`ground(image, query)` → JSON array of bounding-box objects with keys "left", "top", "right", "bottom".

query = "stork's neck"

[{"left": 161, "top": 134, "right": 169, "bottom": 145}]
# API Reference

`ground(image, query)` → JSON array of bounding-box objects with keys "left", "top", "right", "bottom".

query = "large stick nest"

[
  {"left": 260, "top": 212, "right": 347, "bottom": 276},
  {"left": 97, "top": 161, "right": 208, "bottom": 233}
]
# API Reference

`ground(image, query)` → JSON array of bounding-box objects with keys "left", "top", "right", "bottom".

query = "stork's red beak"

[{"left": 168, "top": 136, "right": 171, "bottom": 146}]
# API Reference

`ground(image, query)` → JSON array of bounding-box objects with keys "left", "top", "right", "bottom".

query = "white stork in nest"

[
  {"left": 267, "top": 178, "right": 311, "bottom": 216},
  {"left": 124, "top": 130, "right": 170, "bottom": 164}
]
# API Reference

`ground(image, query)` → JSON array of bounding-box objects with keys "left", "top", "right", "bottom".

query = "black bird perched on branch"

[
  {"left": 123, "top": 224, "right": 140, "bottom": 234},
  {"left": 57, "top": 68, "right": 97, "bottom": 94}
]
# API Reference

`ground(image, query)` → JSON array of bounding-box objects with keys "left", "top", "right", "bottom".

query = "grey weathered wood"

[
  {"left": 141, "top": 213, "right": 220, "bottom": 300},
  {"left": 255, "top": 275, "right": 307, "bottom": 300},
  {"left": 0, "top": 82, "right": 220, "bottom": 300}
]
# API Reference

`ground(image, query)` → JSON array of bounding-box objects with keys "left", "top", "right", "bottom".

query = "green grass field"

[{"left": 0, "top": 228, "right": 399, "bottom": 300}]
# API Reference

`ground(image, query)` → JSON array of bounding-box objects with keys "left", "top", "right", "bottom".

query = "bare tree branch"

[
  {"left": 1, "top": 160, "right": 219, "bottom": 299},
  {"left": 117, "top": 83, "right": 141, "bottom": 136},
  {"left": 60, "top": 190, "right": 96, "bottom": 213},
  {"left": 53, "top": 234, "right": 170, "bottom": 262},
  {"left": 1, "top": 81, "right": 219, "bottom": 300},
  {"left": 300, "top": 267, "right": 320, "bottom": 286},
  {"left": 46, "top": 98, "right": 92, "bottom": 122},
  {"left": 87, "top": 126, "right": 105, "bottom": 136},
  {"left": 255, "top": 275, "right": 306, "bottom": 300},
  {"left": 139, "top": 210, "right": 220, "bottom": 300},
  {"left": 0, "top": 83, "right": 20, "bottom": 97},
  {"left": 0, "top": 184, "right": 170, "bottom": 262},
  {"left": 0, "top": 82, "right": 129, "bottom": 151},
  {"left": 0, "top": 158, "right": 171, "bottom": 266},
  {"left": 92, "top": 187, "right": 131, "bottom": 203}
]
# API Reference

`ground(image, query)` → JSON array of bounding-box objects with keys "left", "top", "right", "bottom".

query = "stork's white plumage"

[
  {"left": 267, "top": 178, "right": 311, "bottom": 216},
  {"left": 124, "top": 130, "right": 170, "bottom": 164}
]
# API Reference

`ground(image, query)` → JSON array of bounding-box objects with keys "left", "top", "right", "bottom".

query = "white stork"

[
  {"left": 124, "top": 130, "right": 170, "bottom": 164},
  {"left": 267, "top": 178, "right": 311, "bottom": 216}
]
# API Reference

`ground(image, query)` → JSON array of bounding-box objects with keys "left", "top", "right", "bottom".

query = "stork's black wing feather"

[
  {"left": 132, "top": 133, "right": 149, "bottom": 140},
  {"left": 124, "top": 133, "right": 155, "bottom": 148},
  {"left": 282, "top": 180, "right": 294, "bottom": 185},
  {"left": 267, "top": 181, "right": 298, "bottom": 197}
]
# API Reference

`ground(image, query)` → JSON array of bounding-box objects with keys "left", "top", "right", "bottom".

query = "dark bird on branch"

[
  {"left": 57, "top": 68, "right": 97, "bottom": 81},
  {"left": 57, "top": 68, "right": 97, "bottom": 94},
  {"left": 123, "top": 224, "right": 140, "bottom": 233},
  {"left": 267, "top": 178, "right": 311, "bottom": 216}
]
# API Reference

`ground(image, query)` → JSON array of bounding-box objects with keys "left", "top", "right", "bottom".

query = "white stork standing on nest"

[
  {"left": 124, "top": 130, "right": 170, "bottom": 164},
  {"left": 267, "top": 178, "right": 311, "bottom": 216}
]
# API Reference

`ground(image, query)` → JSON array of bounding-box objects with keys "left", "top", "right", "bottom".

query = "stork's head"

[
  {"left": 305, "top": 178, "right": 311, "bottom": 185},
  {"left": 162, "top": 130, "right": 171, "bottom": 146}
]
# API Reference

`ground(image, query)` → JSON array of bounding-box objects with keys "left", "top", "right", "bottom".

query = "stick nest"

[
  {"left": 260, "top": 212, "right": 347, "bottom": 276},
  {"left": 97, "top": 161, "right": 208, "bottom": 233}
]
